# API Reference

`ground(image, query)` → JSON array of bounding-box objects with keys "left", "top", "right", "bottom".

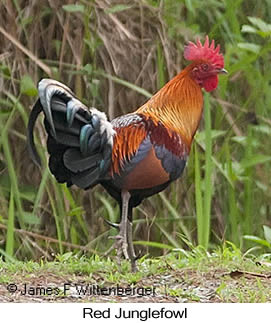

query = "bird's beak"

[{"left": 218, "top": 68, "right": 228, "bottom": 74}]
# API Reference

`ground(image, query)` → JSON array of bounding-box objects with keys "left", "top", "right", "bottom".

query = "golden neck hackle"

[{"left": 136, "top": 67, "right": 204, "bottom": 146}]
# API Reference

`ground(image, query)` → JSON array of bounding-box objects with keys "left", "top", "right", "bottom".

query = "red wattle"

[{"left": 203, "top": 75, "right": 218, "bottom": 92}]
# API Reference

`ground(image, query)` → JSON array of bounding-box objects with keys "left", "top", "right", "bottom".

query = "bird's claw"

[
  {"left": 103, "top": 191, "right": 139, "bottom": 272},
  {"left": 104, "top": 235, "right": 129, "bottom": 260}
]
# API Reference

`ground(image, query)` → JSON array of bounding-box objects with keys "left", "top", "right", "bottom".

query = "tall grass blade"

[
  {"left": 159, "top": 192, "right": 192, "bottom": 242},
  {"left": 243, "top": 126, "right": 253, "bottom": 236},
  {"left": 203, "top": 92, "right": 213, "bottom": 248},
  {"left": 5, "top": 187, "right": 14, "bottom": 257},
  {"left": 226, "top": 143, "right": 239, "bottom": 245},
  {"left": 194, "top": 143, "right": 204, "bottom": 246}
]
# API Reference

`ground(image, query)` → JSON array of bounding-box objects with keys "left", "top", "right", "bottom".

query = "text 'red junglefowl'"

[{"left": 27, "top": 36, "right": 227, "bottom": 271}]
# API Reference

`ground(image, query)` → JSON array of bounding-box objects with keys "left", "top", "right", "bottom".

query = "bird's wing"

[
  {"left": 110, "top": 114, "right": 148, "bottom": 175},
  {"left": 110, "top": 114, "right": 188, "bottom": 183},
  {"left": 148, "top": 120, "right": 189, "bottom": 181},
  {"left": 27, "top": 79, "right": 115, "bottom": 189}
]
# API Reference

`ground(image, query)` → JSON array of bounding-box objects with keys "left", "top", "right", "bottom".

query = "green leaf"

[
  {"left": 263, "top": 226, "right": 271, "bottom": 244},
  {"left": 231, "top": 136, "right": 247, "bottom": 145},
  {"left": 240, "top": 155, "right": 271, "bottom": 168},
  {"left": 253, "top": 125, "right": 271, "bottom": 136},
  {"left": 56, "top": 252, "right": 73, "bottom": 262},
  {"left": 0, "top": 63, "right": 11, "bottom": 76},
  {"left": 21, "top": 212, "right": 41, "bottom": 225},
  {"left": 134, "top": 240, "right": 174, "bottom": 250},
  {"left": 66, "top": 207, "right": 84, "bottom": 217},
  {"left": 184, "top": 0, "right": 195, "bottom": 14},
  {"left": 241, "top": 25, "right": 257, "bottom": 34},
  {"left": 247, "top": 16, "right": 271, "bottom": 33},
  {"left": 62, "top": 4, "right": 85, "bottom": 13},
  {"left": 105, "top": 4, "right": 133, "bottom": 14},
  {"left": 196, "top": 130, "right": 226, "bottom": 145},
  {"left": 20, "top": 75, "right": 38, "bottom": 97},
  {"left": 257, "top": 30, "right": 271, "bottom": 38},
  {"left": 237, "top": 42, "right": 260, "bottom": 54},
  {"left": 82, "top": 63, "right": 93, "bottom": 74},
  {"left": 243, "top": 235, "right": 271, "bottom": 248}
]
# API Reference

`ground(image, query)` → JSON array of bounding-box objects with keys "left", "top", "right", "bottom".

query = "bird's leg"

[
  {"left": 127, "top": 219, "right": 138, "bottom": 272},
  {"left": 104, "top": 190, "right": 131, "bottom": 263},
  {"left": 127, "top": 220, "right": 136, "bottom": 259},
  {"left": 104, "top": 190, "right": 138, "bottom": 271},
  {"left": 116, "top": 190, "right": 130, "bottom": 261}
]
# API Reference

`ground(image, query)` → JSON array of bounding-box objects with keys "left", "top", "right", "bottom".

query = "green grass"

[
  {"left": 0, "top": 0, "right": 271, "bottom": 264},
  {"left": 0, "top": 245, "right": 271, "bottom": 302}
]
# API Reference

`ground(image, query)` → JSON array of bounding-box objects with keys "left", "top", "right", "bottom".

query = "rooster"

[{"left": 27, "top": 36, "right": 226, "bottom": 271}]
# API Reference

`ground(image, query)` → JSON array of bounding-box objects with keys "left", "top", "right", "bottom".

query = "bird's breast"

[{"left": 122, "top": 147, "right": 170, "bottom": 190}]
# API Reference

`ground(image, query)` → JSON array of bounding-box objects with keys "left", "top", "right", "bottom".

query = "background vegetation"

[{"left": 0, "top": 0, "right": 271, "bottom": 262}]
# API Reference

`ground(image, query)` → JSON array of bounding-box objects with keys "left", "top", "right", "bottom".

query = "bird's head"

[{"left": 184, "top": 36, "right": 227, "bottom": 92}]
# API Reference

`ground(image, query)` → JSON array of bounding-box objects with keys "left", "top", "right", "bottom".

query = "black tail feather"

[
  {"left": 63, "top": 149, "right": 101, "bottom": 172},
  {"left": 27, "top": 79, "right": 115, "bottom": 189}
]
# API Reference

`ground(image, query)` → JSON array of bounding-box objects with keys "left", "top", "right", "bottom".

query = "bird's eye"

[{"left": 202, "top": 63, "right": 209, "bottom": 71}]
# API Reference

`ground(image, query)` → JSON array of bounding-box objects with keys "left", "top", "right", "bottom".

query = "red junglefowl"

[{"left": 27, "top": 36, "right": 226, "bottom": 271}]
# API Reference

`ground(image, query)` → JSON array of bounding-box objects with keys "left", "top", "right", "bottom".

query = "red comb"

[{"left": 184, "top": 36, "right": 224, "bottom": 68}]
